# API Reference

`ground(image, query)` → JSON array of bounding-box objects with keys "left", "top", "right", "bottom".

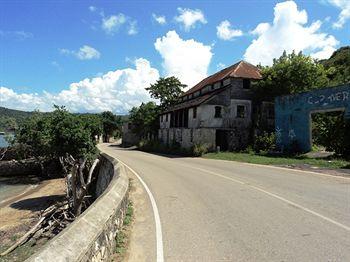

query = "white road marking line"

[
  {"left": 185, "top": 165, "right": 350, "bottom": 232},
  {"left": 196, "top": 157, "right": 350, "bottom": 180},
  {"left": 117, "top": 158, "right": 164, "bottom": 262}
]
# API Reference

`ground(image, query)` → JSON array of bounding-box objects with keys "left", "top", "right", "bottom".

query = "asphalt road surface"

[{"left": 99, "top": 144, "right": 350, "bottom": 262}]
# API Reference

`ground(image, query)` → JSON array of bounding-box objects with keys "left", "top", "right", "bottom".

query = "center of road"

[{"left": 178, "top": 163, "right": 350, "bottom": 232}]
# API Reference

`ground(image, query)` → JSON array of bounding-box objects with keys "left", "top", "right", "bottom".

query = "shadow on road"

[{"left": 107, "top": 143, "right": 189, "bottom": 159}]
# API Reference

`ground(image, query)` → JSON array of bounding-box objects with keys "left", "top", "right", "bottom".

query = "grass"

[
  {"left": 115, "top": 201, "right": 134, "bottom": 257},
  {"left": 203, "top": 152, "right": 350, "bottom": 169}
]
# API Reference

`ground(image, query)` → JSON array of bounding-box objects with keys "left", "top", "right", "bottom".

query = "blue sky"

[{"left": 0, "top": 0, "right": 349, "bottom": 113}]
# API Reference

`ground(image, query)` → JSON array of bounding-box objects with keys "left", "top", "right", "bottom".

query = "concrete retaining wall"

[{"left": 27, "top": 153, "right": 129, "bottom": 262}]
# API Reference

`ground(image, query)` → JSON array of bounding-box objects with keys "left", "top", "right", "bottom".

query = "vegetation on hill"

[
  {"left": 320, "top": 46, "right": 350, "bottom": 86},
  {"left": 0, "top": 106, "right": 36, "bottom": 132}
]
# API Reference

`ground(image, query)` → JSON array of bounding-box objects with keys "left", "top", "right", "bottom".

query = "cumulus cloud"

[
  {"left": 154, "top": 30, "right": 213, "bottom": 88},
  {"left": 174, "top": 8, "right": 207, "bottom": 31},
  {"left": 326, "top": 0, "right": 350, "bottom": 29},
  {"left": 244, "top": 1, "right": 338, "bottom": 65},
  {"left": 101, "top": 13, "right": 138, "bottom": 35},
  {"left": 152, "top": 13, "right": 167, "bottom": 25},
  {"left": 60, "top": 45, "right": 101, "bottom": 60},
  {"left": 216, "top": 20, "right": 243, "bottom": 40},
  {"left": 0, "top": 59, "right": 159, "bottom": 113}
]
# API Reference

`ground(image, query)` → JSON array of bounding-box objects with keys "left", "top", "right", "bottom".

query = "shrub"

[
  {"left": 253, "top": 132, "right": 276, "bottom": 153},
  {"left": 192, "top": 143, "right": 209, "bottom": 157}
]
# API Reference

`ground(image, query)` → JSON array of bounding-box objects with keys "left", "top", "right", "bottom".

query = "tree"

[
  {"left": 15, "top": 106, "right": 96, "bottom": 160},
  {"left": 254, "top": 51, "right": 329, "bottom": 100},
  {"left": 145, "top": 76, "right": 186, "bottom": 109},
  {"left": 129, "top": 102, "right": 159, "bottom": 139},
  {"left": 78, "top": 114, "right": 103, "bottom": 141},
  {"left": 100, "top": 111, "right": 122, "bottom": 142}
]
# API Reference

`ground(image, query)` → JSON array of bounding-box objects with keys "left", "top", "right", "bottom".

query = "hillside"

[
  {"left": 320, "top": 46, "right": 350, "bottom": 85},
  {"left": 0, "top": 107, "right": 35, "bottom": 132}
]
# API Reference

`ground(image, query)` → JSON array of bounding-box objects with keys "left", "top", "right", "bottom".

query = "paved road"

[{"left": 99, "top": 144, "right": 350, "bottom": 262}]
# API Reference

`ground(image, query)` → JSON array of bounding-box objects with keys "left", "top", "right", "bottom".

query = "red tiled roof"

[
  {"left": 183, "top": 60, "right": 262, "bottom": 96},
  {"left": 164, "top": 89, "right": 223, "bottom": 113}
]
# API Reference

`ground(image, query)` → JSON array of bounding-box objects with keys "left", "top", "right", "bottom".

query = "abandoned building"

[{"left": 158, "top": 60, "right": 274, "bottom": 151}]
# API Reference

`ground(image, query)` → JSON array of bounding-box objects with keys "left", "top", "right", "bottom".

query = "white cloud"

[
  {"left": 0, "top": 59, "right": 160, "bottom": 114},
  {"left": 0, "top": 87, "right": 47, "bottom": 111},
  {"left": 0, "top": 30, "right": 33, "bottom": 40},
  {"left": 244, "top": 1, "right": 339, "bottom": 65},
  {"left": 89, "top": 6, "right": 96, "bottom": 12},
  {"left": 154, "top": 30, "right": 213, "bottom": 88},
  {"left": 127, "top": 20, "right": 138, "bottom": 35},
  {"left": 216, "top": 20, "right": 243, "bottom": 40},
  {"left": 60, "top": 45, "right": 100, "bottom": 60},
  {"left": 250, "top": 23, "right": 270, "bottom": 35},
  {"left": 217, "top": 63, "right": 226, "bottom": 70},
  {"left": 326, "top": 0, "right": 350, "bottom": 29},
  {"left": 101, "top": 13, "right": 138, "bottom": 35},
  {"left": 152, "top": 13, "right": 167, "bottom": 25},
  {"left": 102, "top": 14, "right": 127, "bottom": 34},
  {"left": 174, "top": 8, "right": 207, "bottom": 31}
]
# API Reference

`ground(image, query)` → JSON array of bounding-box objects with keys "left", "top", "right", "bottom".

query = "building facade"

[{"left": 158, "top": 61, "right": 274, "bottom": 151}]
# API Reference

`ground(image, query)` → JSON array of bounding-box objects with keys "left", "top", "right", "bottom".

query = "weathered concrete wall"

[
  {"left": 275, "top": 84, "right": 350, "bottom": 152},
  {"left": 27, "top": 153, "right": 129, "bottom": 262},
  {"left": 159, "top": 127, "right": 216, "bottom": 150}
]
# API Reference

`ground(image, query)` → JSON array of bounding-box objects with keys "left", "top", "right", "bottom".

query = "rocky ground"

[{"left": 0, "top": 178, "right": 65, "bottom": 262}]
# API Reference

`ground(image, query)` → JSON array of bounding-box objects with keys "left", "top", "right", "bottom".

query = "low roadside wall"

[{"left": 27, "top": 153, "right": 129, "bottom": 262}]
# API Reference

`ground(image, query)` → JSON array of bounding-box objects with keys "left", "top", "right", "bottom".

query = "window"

[
  {"left": 193, "top": 107, "right": 197, "bottom": 119},
  {"left": 236, "top": 105, "right": 245, "bottom": 118},
  {"left": 214, "top": 106, "right": 222, "bottom": 118},
  {"left": 166, "top": 114, "right": 168, "bottom": 121},
  {"left": 243, "top": 79, "right": 251, "bottom": 89}
]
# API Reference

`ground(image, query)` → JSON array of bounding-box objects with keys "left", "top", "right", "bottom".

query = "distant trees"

[
  {"left": 100, "top": 111, "right": 122, "bottom": 142},
  {"left": 129, "top": 102, "right": 159, "bottom": 139}
]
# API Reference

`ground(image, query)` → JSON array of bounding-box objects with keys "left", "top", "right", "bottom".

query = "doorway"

[{"left": 216, "top": 130, "right": 229, "bottom": 151}]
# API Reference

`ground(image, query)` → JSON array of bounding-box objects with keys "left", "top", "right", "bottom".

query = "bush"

[
  {"left": 253, "top": 132, "right": 276, "bottom": 153},
  {"left": 14, "top": 106, "right": 97, "bottom": 160},
  {"left": 192, "top": 143, "right": 209, "bottom": 157}
]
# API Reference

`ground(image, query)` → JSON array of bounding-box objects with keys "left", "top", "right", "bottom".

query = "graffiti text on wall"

[{"left": 307, "top": 91, "right": 349, "bottom": 105}]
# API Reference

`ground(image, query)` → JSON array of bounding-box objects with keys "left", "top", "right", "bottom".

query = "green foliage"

[
  {"left": 14, "top": 106, "right": 97, "bottom": 160},
  {"left": 312, "top": 112, "right": 350, "bottom": 159},
  {"left": 192, "top": 143, "right": 209, "bottom": 157},
  {"left": 100, "top": 111, "right": 122, "bottom": 142},
  {"left": 129, "top": 102, "right": 159, "bottom": 138},
  {"left": 0, "top": 106, "right": 34, "bottom": 132},
  {"left": 49, "top": 106, "right": 96, "bottom": 159},
  {"left": 145, "top": 76, "right": 186, "bottom": 109},
  {"left": 253, "top": 132, "right": 276, "bottom": 153},
  {"left": 254, "top": 51, "right": 329, "bottom": 100},
  {"left": 320, "top": 46, "right": 350, "bottom": 86},
  {"left": 78, "top": 114, "right": 103, "bottom": 140}
]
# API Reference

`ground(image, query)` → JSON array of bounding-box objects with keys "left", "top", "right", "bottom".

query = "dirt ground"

[{"left": 0, "top": 178, "right": 65, "bottom": 261}]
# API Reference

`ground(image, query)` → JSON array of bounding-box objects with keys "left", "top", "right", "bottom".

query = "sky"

[{"left": 0, "top": 0, "right": 349, "bottom": 114}]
